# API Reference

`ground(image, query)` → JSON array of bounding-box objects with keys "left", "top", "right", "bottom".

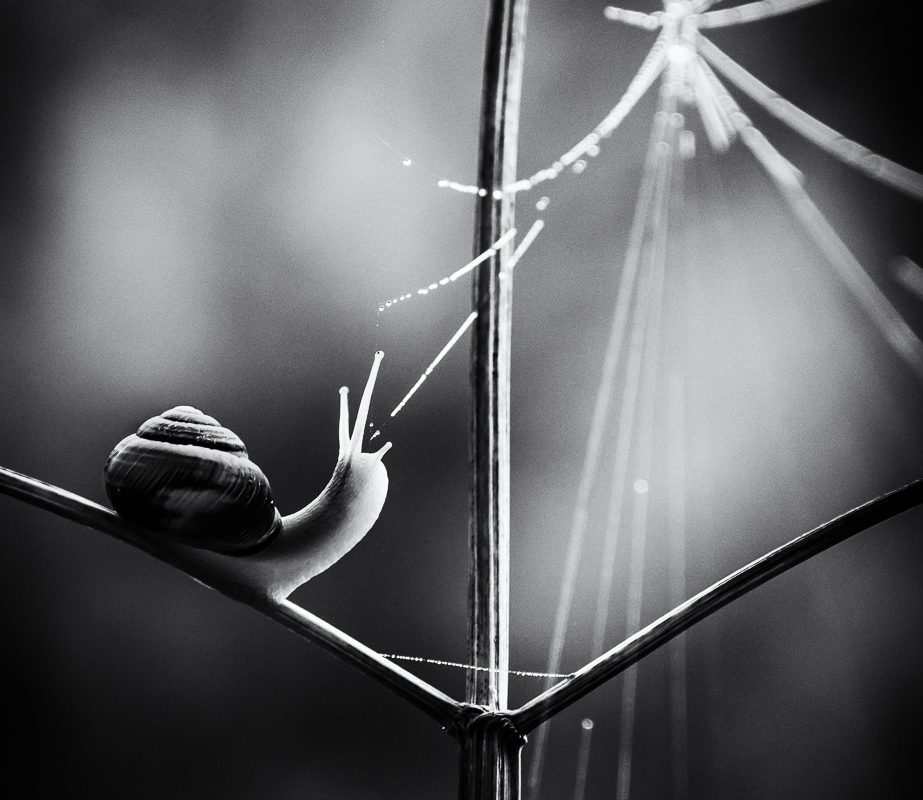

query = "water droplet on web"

[
  {"left": 370, "top": 430, "right": 381, "bottom": 441},
  {"left": 377, "top": 230, "right": 516, "bottom": 313},
  {"left": 587, "top": 144, "right": 600, "bottom": 158},
  {"left": 402, "top": 157, "right": 413, "bottom": 167},
  {"left": 536, "top": 196, "right": 550, "bottom": 211},
  {"left": 572, "top": 159, "right": 587, "bottom": 174}
]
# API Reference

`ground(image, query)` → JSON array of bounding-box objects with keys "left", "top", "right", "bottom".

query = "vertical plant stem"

[
  {"left": 460, "top": 1, "right": 528, "bottom": 799},
  {"left": 468, "top": 0, "right": 528, "bottom": 712},
  {"left": 456, "top": 712, "right": 527, "bottom": 800}
]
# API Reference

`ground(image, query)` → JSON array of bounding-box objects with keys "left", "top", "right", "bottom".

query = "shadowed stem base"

[{"left": 454, "top": 710, "right": 526, "bottom": 800}]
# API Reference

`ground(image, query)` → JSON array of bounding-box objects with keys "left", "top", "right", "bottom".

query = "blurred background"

[{"left": 1, "top": 1, "right": 921, "bottom": 797}]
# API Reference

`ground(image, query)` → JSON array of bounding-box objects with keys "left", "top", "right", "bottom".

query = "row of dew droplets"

[
  {"left": 376, "top": 228, "right": 517, "bottom": 313},
  {"left": 384, "top": 98, "right": 616, "bottom": 201},
  {"left": 429, "top": 11, "right": 672, "bottom": 199},
  {"left": 385, "top": 137, "right": 555, "bottom": 206},
  {"left": 369, "top": 219, "right": 545, "bottom": 442}
]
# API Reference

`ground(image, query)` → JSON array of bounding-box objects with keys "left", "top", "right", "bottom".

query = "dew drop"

[
  {"left": 572, "top": 159, "right": 587, "bottom": 174},
  {"left": 587, "top": 144, "right": 600, "bottom": 158},
  {"left": 402, "top": 157, "right": 413, "bottom": 167},
  {"left": 370, "top": 430, "right": 381, "bottom": 440},
  {"left": 633, "top": 478, "right": 649, "bottom": 494},
  {"left": 478, "top": 188, "right": 488, "bottom": 197},
  {"left": 581, "top": 718, "right": 594, "bottom": 731},
  {"left": 535, "top": 196, "right": 550, "bottom": 211}
]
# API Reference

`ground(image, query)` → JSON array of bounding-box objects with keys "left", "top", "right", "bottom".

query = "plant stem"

[
  {"left": 460, "top": 0, "right": 528, "bottom": 796},
  {"left": 510, "top": 477, "right": 923, "bottom": 732},
  {"left": 454, "top": 712, "right": 526, "bottom": 800},
  {"left": 0, "top": 465, "right": 463, "bottom": 728},
  {"left": 468, "top": 0, "right": 528, "bottom": 715}
]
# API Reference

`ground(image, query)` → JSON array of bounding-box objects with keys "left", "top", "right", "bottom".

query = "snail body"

[{"left": 104, "top": 352, "right": 391, "bottom": 600}]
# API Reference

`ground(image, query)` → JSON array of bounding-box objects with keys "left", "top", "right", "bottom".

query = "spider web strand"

[
  {"left": 441, "top": 31, "right": 670, "bottom": 199},
  {"left": 380, "top": 654, "right": 571, "bottom": 679},
  {"left": 697, "top": 35, "right": 923, "bottom": 200},
  {"left": 614, "top": 91, "right": 677, "bottom": 800},
  {"left": 527, "top": 92, "right": 674, "bottom": 800},
  {"left": 590, "top": 113, "right": 678, "bottom": 661},
  {"left": 603, "top": 6, "right": 662, "bottom": 30},
  {"left": 697, "top": 0, "right": 833, "bottom": 29},
  {"left": 699, "top": 59, "right": 923, "bottom": 379}
]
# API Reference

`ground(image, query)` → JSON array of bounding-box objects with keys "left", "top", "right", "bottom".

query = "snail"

[{"left": 103, "top": 351, "right": 391, "bottom": 601}]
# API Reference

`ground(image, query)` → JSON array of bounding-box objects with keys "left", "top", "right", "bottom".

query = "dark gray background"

[{"left": 2, "top": 1, "right": 921, "bottom": 797}]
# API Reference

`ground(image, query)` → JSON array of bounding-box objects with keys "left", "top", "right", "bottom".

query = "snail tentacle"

[
  {"left": 371, "top": 441, "right": 392, "bottom": 462},
  {"left": 255, "top": 349, "right": 391, "bottom": 598},
  {"left": 348, "top": 349, "right": 384, "bottom": 457},
  {"left": 338, "top": 387, "right": 351, "bottom": 457}
]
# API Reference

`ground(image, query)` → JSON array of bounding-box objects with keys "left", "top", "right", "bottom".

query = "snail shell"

[{"left": 104, "top": 406, "right": 281, "bottom": 554}]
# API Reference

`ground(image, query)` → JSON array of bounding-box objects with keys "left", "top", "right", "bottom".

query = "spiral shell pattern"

[{"left": 104, "top": 406, "right": 281, "bottom": 554}]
